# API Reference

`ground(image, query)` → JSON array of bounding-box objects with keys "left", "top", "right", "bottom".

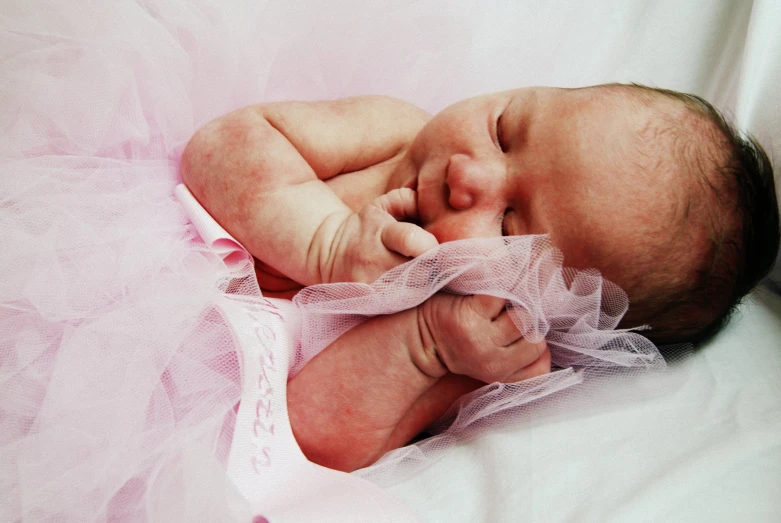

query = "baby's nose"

[{"left": 446, "top": 153, "right": 505, "bottom": 210}]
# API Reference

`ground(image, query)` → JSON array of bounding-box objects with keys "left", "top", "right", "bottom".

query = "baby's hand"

[
  {"left": 320, "top": 188, "right": 438, "bottom": 284},
  {"left": 414, "top": 294, "right": 551, "bottom": 383}
]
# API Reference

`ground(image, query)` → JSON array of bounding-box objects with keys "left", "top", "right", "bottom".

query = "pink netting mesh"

[{"left": 293, "top": 236, "right": 662, "bottom": 374}]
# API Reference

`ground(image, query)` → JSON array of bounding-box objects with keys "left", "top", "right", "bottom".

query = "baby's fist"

[
  {"left": 415, "top": 294, "right": 551, "bottom": 383},
  {"left": 373, "top": 188, "right": 439, "bottom": 259},
  {"left": 321, "top": 188, "right": 438, "bottom": 284}
]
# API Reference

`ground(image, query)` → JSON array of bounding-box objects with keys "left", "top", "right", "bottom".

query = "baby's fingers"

[
  {"left": 476, "top": 338, "right": 547, "bottom": 383},
  {"left": 372, "top": 188, "right": 438, "bottom": 258},
  {"left": 372, "top": 187, "right": 420, "bottom": 221},
  {"left": 469, "top": 294, "right": 509, "bottom": 321},
  {"left": 487, "top": 309, "right": 525, "bottom": 346},
  {"left": 381, "top": 221, "right": 438, "bottom": 258},
  {"left": 505, "top": 344, "right": 551, "bottom": 383}
]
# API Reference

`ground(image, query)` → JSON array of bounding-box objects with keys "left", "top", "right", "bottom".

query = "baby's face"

[{"left": 393, "top": 85, "right": 698, "bottom": 279}]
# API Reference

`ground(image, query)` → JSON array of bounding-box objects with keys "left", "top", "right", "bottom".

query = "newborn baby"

[{"left": 181, "top": 84, "right": 779, "bottom": 471}]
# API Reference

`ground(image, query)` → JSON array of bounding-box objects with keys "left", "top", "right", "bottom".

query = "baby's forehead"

[
  {"left": 574, "top": 88, "right": 726, "bottom": 269},
  {"left": 549, "top": 89, "right": 707, "bottom": 248},
  {"left": 564, "top": 88, "right": 685, "bottom": 179},
  {"left": 581, "top": 87, "right": 710, "bottom": 178},
  {"left": 574, "top": 83, "right": 695, "bottom": 129}
]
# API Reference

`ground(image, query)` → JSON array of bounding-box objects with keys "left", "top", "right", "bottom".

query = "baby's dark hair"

[{"left": 617, "top": 84, "right": 779, "bottom": 346}]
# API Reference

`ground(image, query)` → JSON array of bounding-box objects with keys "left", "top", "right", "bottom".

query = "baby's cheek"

[{"left": 423, "top": 221, "right": 457, "bottom": 244}]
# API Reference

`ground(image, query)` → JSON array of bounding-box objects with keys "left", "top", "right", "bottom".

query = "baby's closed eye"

[
  {"left": 495, "top": 113, "right": 508, "bottom": 153},
  {"left": 501, "top": 208, "right": 521, "bottom": 236}
]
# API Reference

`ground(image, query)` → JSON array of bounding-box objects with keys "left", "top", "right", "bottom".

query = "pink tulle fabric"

[{"left": 1, "top": 1, "right": 666, "bottom": 521}]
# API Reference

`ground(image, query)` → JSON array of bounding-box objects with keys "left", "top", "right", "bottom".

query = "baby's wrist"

[
  {"left": 307, "top": 209, "right": 353, "bottom": 284},
  {"left": 409, "top": 305, "right": 448, "bottom": 379}
]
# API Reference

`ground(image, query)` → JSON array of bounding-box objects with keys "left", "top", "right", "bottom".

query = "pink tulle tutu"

[{"left": 1, "top": 1, "right": 666, "bottom": 521}]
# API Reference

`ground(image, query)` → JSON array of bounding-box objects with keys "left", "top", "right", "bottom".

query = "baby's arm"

[
  {"left": 181, "top": 97, "right": 435, "bottom": 287},
  {"left": 288, "top": 294, "right": 551, "bottom": 472}
]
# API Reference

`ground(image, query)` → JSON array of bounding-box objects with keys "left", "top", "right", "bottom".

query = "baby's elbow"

[
  {"left": 181, "top": 108, "right": 273, "bottom": 201},
  {"left": 180, "top": 118, "right": 223, "bottom": 198}
]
